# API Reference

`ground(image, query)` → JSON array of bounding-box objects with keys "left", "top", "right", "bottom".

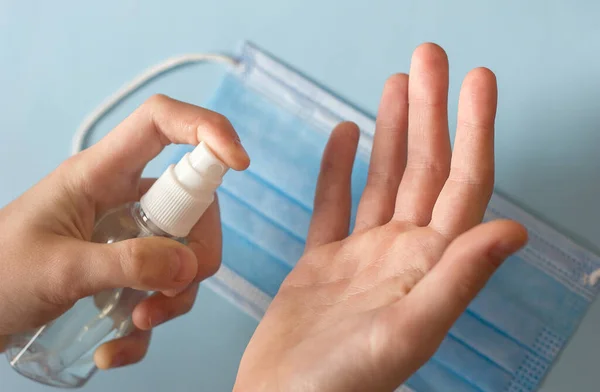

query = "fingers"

[
  {"left": 132, "top": 284, "right": 199, "bottom": 330},
  {"left": 94, "top": 328, "right": 152, "bottom": 370},
  {"left": 54, "top": 236, "right": 200, "bottom": 300},
  {"left": 394, "top": 43, "right": 451, "bottom": 225},
  {"left": 395, "top": 220, "right": 527, "bottom": 347},
  {"left": 42, "top": 177, "right": 221, "bottom": 303},
  {"left": 93, "top": 285, "right": 200, "bottom": 370},
  {"left": 354, "top": 74, "right": 408, "bottom": 232},
  {"left": 430, "top": 68, "right": 497, "bottom": 238},
  {"left": 305, "top": 122, "right": 359, "bottom": 250},
  {"left": 102, "top": 237, "right": 199, "bottom": 292},
  {"left": 186, "top": 197, "right": 222, "bottom": 284},
  {"left": 68, "top": 95, "right": 249, "bottom": 211},
  {"left": 87, "top": 94, "right": 249, "bottom": 173}
]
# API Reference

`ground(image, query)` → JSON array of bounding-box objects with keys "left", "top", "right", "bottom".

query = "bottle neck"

[{"left": 131, "top": 203, "right": 183, "bottom": 242}]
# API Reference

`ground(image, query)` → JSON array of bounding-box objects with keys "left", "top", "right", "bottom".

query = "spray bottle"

[{"left": 5, "top": 142, "right": 227, "bottom": 388}]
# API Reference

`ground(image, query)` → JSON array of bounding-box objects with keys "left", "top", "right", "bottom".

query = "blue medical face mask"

[{"left": 78, "top": 41, "right": 600, "bottom": 392}]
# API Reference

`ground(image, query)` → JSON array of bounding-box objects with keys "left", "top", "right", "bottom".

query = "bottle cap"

[{"left": 140, "top": 142, "right": 228, "bottom": 237}]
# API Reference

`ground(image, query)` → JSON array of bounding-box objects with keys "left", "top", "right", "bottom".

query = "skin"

[
  {"left": 0, "top": 41, "right": 528, "bottom": 390},
  {"left": 0, "top": 94, "right": 249, "bottom": 369},
  {"left": 234, "top": 43, "right": 528, "bottom": 391}
]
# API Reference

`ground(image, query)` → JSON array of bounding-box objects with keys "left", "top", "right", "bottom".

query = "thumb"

[
  {"left": 394, "top": 220, "right": 528, "bottom": 352},
  {"left": 74, "top": 237, "right": 198, "bottom": 297}
]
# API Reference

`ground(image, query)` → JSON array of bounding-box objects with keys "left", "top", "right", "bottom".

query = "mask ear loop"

[{"left": 71, "top": 53, "right": 239, "bottom": 155}]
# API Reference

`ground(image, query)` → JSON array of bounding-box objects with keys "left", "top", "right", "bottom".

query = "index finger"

[{"left": 85, "top": 94, "right": 249, "bottom": 174}]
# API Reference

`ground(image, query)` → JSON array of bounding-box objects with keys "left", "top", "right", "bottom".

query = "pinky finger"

[{"left": 94, "top": 328, "right": 152, "bottom": 370}]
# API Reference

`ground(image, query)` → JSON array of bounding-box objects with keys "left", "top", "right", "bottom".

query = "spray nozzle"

[
  {"left": 140, "top": 142, "right": 230, "bottom": 237},
  {"left": 188, "top": 142, "right": 228, "bottom": 179}
]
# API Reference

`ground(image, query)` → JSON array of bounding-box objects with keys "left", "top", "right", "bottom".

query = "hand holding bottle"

[{"left": 0, "top": 94, "right": 249, "bottom": 369}]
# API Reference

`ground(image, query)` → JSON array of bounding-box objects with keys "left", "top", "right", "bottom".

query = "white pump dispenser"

[{"left": 141, "top": 141, "right": 228, "bottom": 237}]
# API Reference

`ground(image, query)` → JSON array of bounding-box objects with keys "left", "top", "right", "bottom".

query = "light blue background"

[{"left": 1, "top": 1, "right": 600, "bottom": 391}]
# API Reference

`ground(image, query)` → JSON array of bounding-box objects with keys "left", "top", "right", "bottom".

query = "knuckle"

[
  {"left": 459, "top": 118, "right": 494, "bottom": 135},
  {"left": 409, "top": 94, "right": 448, "bottom": 110},
  {"left": 41, "top": 253, "right": 81, "bottom": 304},
  {"left": 121, "top": 242, "right": 150, "bottom": 285},
  {"left": 406, "top": 159, "right": 449, "bottom": 180},
  {"left": 143, "top": 93, "right": 170, "bottom": 110},
  {"left": 55, "top": 155, "right": 90, "bottom": 193},
  {"left": 366, "top": 169, "right": 397, "bottom": 189},
  {"left": 374, "top": 122, "right": 404, "bottom": 136},
  {"left": 56, "top": 154, "right": 78, "bottom": 172},
  {"left": 447, "top": 167, "right": 494, "bottom": 189},
  {"left": 204, "top": 111, "right": 234, "bottom": 133}
]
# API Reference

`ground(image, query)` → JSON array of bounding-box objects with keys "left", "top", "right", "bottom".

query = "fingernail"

[
  {"left": 233, "top": 137, "right": 250, "bottom": 162},
  {"left": 173, "top": 247, "right": 196, "bottom": 283},
  {"left": 149, "top": 309, "right": 167, "bottom": 328}
]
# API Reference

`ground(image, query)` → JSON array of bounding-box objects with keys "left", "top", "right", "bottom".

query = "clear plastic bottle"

[{"left": 6, "top": 142, "right": 228, "bottom": 388}]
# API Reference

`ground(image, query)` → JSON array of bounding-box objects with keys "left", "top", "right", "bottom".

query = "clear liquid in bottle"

[{"left": 5, "top": 203, "right": 181, "bottom": 388}]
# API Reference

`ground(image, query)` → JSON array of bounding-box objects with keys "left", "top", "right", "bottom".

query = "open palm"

[{"left": 235, "top": 43, "right": 528, "bottom": 392}]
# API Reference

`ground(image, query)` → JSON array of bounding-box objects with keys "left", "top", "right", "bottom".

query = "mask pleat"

[
  {"left": 218, "top": 190, "right": 304, "bottom": 268},
  {"left": 221, "top": 225, "right": 290, "bottom": 298},
  {"left": 406, "top": 359, "right": 483, "bottom": 392}
]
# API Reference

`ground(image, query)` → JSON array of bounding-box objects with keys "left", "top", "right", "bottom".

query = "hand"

[
  {"left": 0, "top": 95, "right": 249, "bottom": 369},
  {"left": 234, "top": 43, "right": 528, "bottom": 392}
]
